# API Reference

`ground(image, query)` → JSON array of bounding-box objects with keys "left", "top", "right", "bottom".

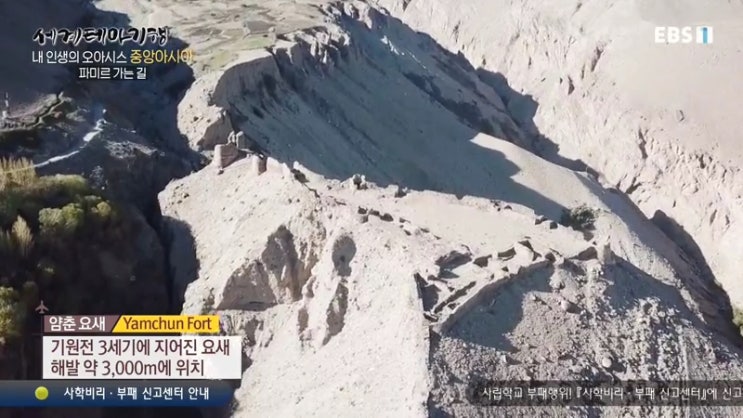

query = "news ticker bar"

[
  {"left": 44, "top": 315, "right": 220, "bottom": 334},
  {"left": 0, "top": 380, "right": 233, "bottom": 407},
  {"left": 469, "top": 380, "right": 743, "bottom": 407}
]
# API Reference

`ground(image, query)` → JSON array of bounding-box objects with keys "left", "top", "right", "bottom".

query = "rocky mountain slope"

[
  {"left": 3, "top": 0, "right": 742, "bottom": 416},
  {"left": 154, "top": 1, "right": 743, "bottom": 415},
  {"left": 161, "top": 152, "right": 743, "bottom": 417},
  {"left": 375, "top": 0, "right": 743, "bottom": 308}
]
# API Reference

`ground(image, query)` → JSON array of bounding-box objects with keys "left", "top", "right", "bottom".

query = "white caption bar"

[{"left": 42, "top": 336, "right": 242, "bottom": 380}]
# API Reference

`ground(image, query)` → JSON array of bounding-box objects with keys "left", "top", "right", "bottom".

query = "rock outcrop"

[
  {"left": 6, "top": 0, "right": 743, "bottom": 417},
  {"left": 376, "top": 0, "right": 743, "bottom": 308},
  {"left": 155, "top": 2, "right": 743, "bottom": 415},
  {"left": 161, "top": 129, "right": 743, "bottom": 417}
]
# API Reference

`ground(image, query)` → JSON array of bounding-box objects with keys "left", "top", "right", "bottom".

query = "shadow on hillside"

[
  {"left": 579, "top": 177, "right": 743, "bottom": 345},
  {"left": 651, "top": 209, "right": 743, "bottom": 346},
  {"left": 162, "top": 216, "right": 201, "bottom": 310},
  {"left": 211, "top": 9, "right": 570, "bottom": 220},
  {"left": 475, "top": 70, "right": 599, "bottom": 176},
  {"left": 215, "top": 4, "right": 742, "bottom": 353}
]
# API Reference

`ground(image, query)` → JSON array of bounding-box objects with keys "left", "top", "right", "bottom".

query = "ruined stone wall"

[{"left": 213, "top": 143, "right": 240, "bottom": 169}]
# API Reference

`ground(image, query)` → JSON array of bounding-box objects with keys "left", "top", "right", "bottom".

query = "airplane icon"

[{"left": 35, "top": 301, "right": 49, "bottom": 314}]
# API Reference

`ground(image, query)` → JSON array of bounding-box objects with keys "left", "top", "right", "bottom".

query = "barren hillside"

[
  {"left": 161, "top": 151, "right": 743, "bottom": 417},
  {"left": 376, "top": 0, "right": 743, "bottom": 307},
  {"left": 2, "top": 0, "right": 741, "bottom": 416},
  {"left": 153, "top": 1, "right": 743, "bottom": 416}
]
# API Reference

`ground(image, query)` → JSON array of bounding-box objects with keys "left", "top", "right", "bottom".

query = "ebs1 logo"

[{"left": 654, "top": 26, "right": 713, "bottom": 44}]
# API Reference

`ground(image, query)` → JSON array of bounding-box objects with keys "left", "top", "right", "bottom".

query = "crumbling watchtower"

[{"left": 213, "top": 130, "right": 251, "bottom": 169}]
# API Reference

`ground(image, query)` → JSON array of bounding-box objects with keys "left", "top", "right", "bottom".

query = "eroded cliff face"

[
  {"left": 177, "top": 3, "right": 554, "bottom": 211},
  {"left": 162, "top": 3, "right": 743, "bottom": 415},
  {"left": 8, "top": 0, "right": 734, "bottom": 415},
  {"left": 175, "top": 0, "right": 741, "bottom": 323},
  {"left": 374, "top": 0, "right": 743, "bottom": 307},
  {"left": 160, "top": 144, "right": 743, "bottom": 417}
]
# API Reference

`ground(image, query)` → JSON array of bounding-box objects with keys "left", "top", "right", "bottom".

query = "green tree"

[
  {"left": 0, "top": 287, "right": 25, "bottom": 340},
  {"left": 39, "top": 203, "right": 85, "bottom": 238},
  {"left": 91, "top": 201, "right": 114, "bottom": 224}
]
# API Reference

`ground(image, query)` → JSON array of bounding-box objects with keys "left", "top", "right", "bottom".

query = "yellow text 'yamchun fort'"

[{"left": 112, "top": 315, "right": 220, "bottom": 334}]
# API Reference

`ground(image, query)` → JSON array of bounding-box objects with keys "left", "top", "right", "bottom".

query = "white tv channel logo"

[{"left": 655, "top": 26, "right": 713, "bottom": 44}]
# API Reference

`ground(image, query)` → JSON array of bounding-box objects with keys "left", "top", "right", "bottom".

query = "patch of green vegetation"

[
  {"left": 198, "top": 36, "right": 277, "bottom": 73},
  {"left": 39, "top": 203, "right": 85, "bottom": 237},
  {"left": 0, "top": 158, "right": 134, "bottom": 343},
  {"left": 0, "top": 287, "right": 25, "bottom": 341},
  {"left": 560, "top": 204, "right": 598, "bottom": 231}
]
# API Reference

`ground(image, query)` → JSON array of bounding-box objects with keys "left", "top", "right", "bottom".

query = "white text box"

[{"left": 42, "top": 336, "right": 242, "bottom": 380}]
